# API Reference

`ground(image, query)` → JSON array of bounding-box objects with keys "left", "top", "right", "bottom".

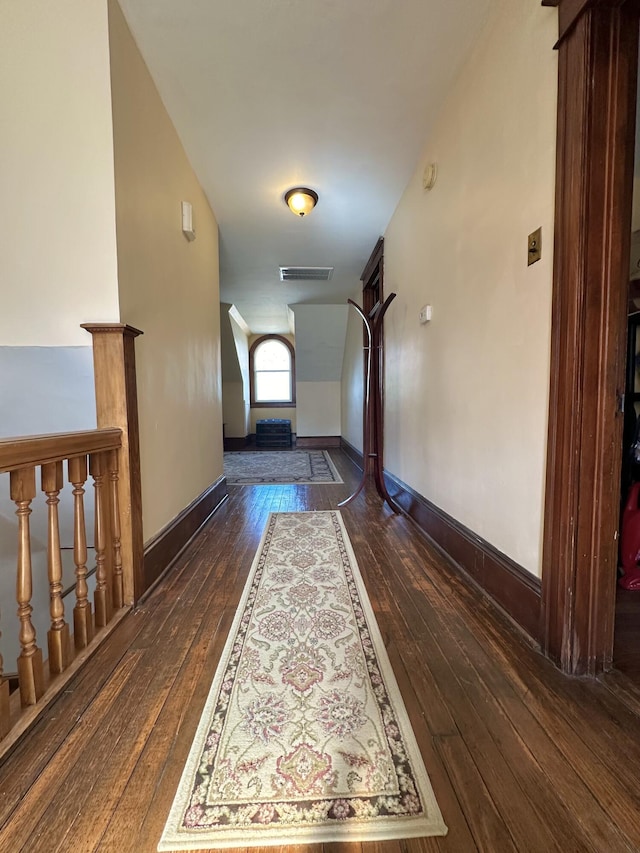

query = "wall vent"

[{"left": 279, "top": 266, "right": 334, "bottom": 282}]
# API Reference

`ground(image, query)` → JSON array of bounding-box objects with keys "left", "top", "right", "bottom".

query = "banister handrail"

[
  {"left": 0, "top": 429, "right": 122, "bottom": 474},
  {"left": 0, "top": 323, "right": 142, "bottom": 753},
  {"left": 0, "top": 424, "right": 128, "bottom": 751}
]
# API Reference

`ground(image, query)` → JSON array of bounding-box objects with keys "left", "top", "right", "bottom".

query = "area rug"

[
  {"left": 224, "top": 450, "right": 343, "bottom": 485},
  {"left": 158, "top": 511, "right": 447, "bottom": 850}
]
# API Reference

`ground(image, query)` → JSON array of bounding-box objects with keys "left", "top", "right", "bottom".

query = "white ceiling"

[{"left": 118, "top": 0, "right": 491, "bottom": 334}]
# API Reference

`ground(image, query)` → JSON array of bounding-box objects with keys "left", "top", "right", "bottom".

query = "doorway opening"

[{"left": 614, "top": 56, "right": 640, "bottom": 680}]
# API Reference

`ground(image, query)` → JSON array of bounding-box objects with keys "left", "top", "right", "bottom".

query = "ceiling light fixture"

[{"left": 284, "top": 187, "right": 318, "bottom": 217}]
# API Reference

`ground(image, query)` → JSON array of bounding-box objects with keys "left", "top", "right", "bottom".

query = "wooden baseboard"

[
  {"left": 338, "top": 439, "right": 541, "bottom": 641},
  {"left": 224, "top": 436, "right": 249, "bottom": 451},
  {"left": 340, "top": 437, "right": 364, "bottom": 469},
  {"left": 142, "top": 476, "right": 228, "bottom": 595},
  {"left": 296, "top": 436, "right": 341, "bottom": 449},
  {"left": 383, "top": 470, "right": 541, "bottom": 642}
]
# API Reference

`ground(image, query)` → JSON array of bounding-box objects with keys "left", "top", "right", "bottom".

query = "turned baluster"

[
  {"left": 90, "top": 453, "right": 112, "bottom": 628},
  {"left": 10, "top": 467, "right": 45, "bottom": 706},
  {"left": 108, "top": 449, "right": 124, "bottom": 610},
  {"left": 68, "top": 456, "right": 93, "bottom": 650},
  {"left": 42, "top": 461, "right": 72, "bottom": 674}
]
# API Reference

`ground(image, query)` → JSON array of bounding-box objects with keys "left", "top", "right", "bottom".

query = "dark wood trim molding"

[
  {"left": 223, "top": 436, "right": 250, "bottom": 451},
  {"left": 550, "top": 0, "right": 640, "bottom": 47},
  {"left": 555, "top": 0, "right": 591, "bottom": 43},
  {"left": 340, "top": 438, "right": 364, "bottom": 471},
  {"left": 250, "top": 403, "right": 296, "bottom": 410},
  {"left": 383, "top": 471, "right": 542, "bottom": 642},
  {"left": 361, "top": 236, "right": 384, "bottom": 285},
  {"left": 249, "top": 334, "right": 296, "bottom": 408},
  {"left": 338, "top": 439, "right": 541, "bottom": 639},
  {"left": 142, "top": 476, "right": 228, "bottom": 594},
  {"left": 541, "top": 0, "right": 639, "bottom": 674},
  {"left": 361, "top": 238, "right": 385, "bottom": 477},
  {"left": 295, "top": 436, "right": 341, "bottom": 448},
  {"left": 340, "top": 437, "right": 364, "bottom": 470}
]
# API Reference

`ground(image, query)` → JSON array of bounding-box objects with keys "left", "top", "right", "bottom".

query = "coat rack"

[{"left": 339, "top": 293, "right": 402, "bottom": 513}]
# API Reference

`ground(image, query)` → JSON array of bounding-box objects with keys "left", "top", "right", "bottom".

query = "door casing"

[{"left": 542, "top": 0, "right": 640, "bottom": 675}]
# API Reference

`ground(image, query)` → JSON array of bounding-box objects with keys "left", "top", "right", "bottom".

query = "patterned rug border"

[
  {"left": 224, "top": 450, "right": 343, "bottom": 486},
  {"left": 159, "top": 511, "right": 447, "bottom": 850}
]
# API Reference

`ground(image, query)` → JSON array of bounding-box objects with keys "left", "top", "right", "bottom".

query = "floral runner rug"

[
  {"left": 158, "top": 511, "right": 447, "bottom": 850},
  {"left": 224, "top": 450, "right": 343, "bottom": 485}
]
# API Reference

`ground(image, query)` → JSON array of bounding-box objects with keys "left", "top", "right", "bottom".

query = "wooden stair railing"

[{"left": 0, "top": 428, "right": 128, "bottom": 748}]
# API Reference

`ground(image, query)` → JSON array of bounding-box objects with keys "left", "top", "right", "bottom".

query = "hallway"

[{"left": 1, "top": 450, "right": 640, "bottom": 852}]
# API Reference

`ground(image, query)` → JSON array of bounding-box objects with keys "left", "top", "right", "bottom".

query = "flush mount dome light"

[{"left": 284, "top": 187, "right": 318, "bottom": 217}]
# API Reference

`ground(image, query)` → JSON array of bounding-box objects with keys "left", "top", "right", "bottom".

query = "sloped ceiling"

[{"left": 118, "top": 0, "right": 492, "bottom": 333}]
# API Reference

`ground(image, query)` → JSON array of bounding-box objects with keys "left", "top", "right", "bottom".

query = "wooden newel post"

[
  {"left": 10, "top": 467, "right": 45, "bottom": 707},
  {"left": 42, "top": 461, "right": 72, "bottom": 674},
  {"left": 81, "top": 324, "right": 144, "bottom": 604}
]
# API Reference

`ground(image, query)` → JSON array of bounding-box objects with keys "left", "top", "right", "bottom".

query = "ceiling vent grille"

[{"left": 279, "top": 266, "right": 334, "bottom": 282}]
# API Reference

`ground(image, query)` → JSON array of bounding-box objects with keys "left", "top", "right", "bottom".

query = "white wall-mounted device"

[
  {"left": 419, "top": 304, "right": 432, "bottom": 324},
  {"left": 181, "top": 201, "right": 196, "bottom": 242}
]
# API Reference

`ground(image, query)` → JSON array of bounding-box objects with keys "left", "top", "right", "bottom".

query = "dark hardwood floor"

[{"left": 2, "top": 449, "right": 640, "bottom": 852}]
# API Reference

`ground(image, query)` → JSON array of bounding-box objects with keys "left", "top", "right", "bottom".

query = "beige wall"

[
  {"left": 296, "top": 382, "right": 341, "bottom": 436},
  {"left": 341, "top": 287, "right": 365, "bottom": 450},
  {"left": 291, "top": 305, "right": 348, "bottom": 438},
  {"left": 108, "top": 0, "right": 223, "bottom": 541},
  {"left": 0, "top": 0, "right": 118, "bottom": 667},
  {"left": 221, "top": 304, "right": 250, "bottom": 437},
  {"left": 223, "top": 383, "right": 247, "bottom": 437},
  {"left": 1, "top": 0, "right": 120, "bottom": 346},
  {"left": 229, "top": 311, "right": 251, "bottom": 436},
  {"left": 344, "top": 0, "right": 558, "bottom": 576}
]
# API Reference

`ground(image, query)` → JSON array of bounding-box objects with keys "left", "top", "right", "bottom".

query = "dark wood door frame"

[{"left": 542, "top": 0, "right": 640, "bottom": 674}]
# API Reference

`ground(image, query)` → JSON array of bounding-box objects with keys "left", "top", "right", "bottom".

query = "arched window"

[{"left": 249, "top": 335, "right": 295, "bottom": 407}]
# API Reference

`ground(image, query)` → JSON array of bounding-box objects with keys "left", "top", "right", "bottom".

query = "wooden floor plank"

[
  {"left": 442, "top": 565, "right": 640, "bottom": 849},
  {"left": 86, "top": 604, "right": 237, "bottom": 853},
  {"left": 0, "top": 616, "right": 145, "bottom": 828},
  {"left": 433, "top": 735, "right": 517, "bottom": 852},
  {"left": 0, "top": 650, "right": 146, "bottom": 852},
  {"left": 371, "top": 518, "right": 633, "bottom": 852},
  {"left": 1, "top": 452, "right": 640, "bottom": 852},
  {"left": 97, "top": 488, "right": 292, "bottom": 853},
  {"left": 384, "top": 643, "right": 474, "bottom": 853},
  {"left": 348, "top": 518, "right": 565, "bottom": 852}
]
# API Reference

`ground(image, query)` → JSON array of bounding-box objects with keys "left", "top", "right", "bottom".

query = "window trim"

[{"left": 249, "top": 334, "right": 296, "bottom": 408}]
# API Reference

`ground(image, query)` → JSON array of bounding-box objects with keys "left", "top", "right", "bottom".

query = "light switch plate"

[{"left": 528, "top": 227, "right": 542, "bottom": 266}]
